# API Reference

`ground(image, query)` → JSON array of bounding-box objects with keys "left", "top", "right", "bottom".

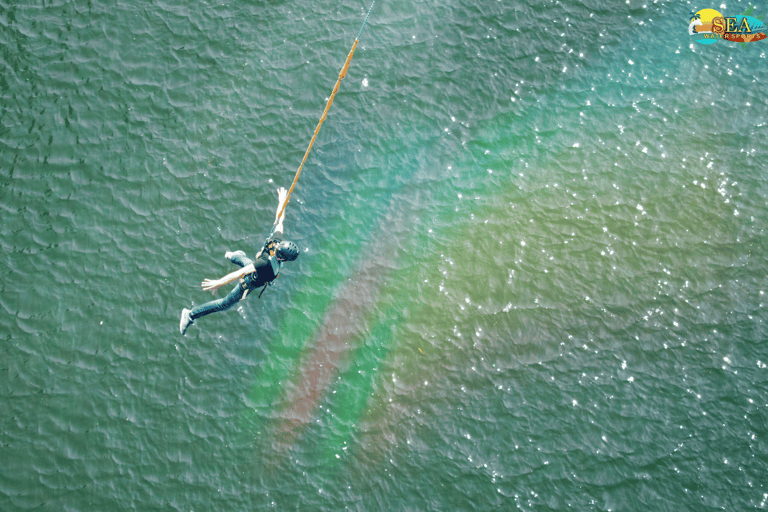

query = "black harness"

[{"left": 239, "top": 238, "right": 281, "bottom": 298}]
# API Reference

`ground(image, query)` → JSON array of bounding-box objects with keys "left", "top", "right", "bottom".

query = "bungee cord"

[{"left": 271, "top": 0, "right": 377, "bottom": 234}]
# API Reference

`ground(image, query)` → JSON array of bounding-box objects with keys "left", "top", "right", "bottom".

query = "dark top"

[{"left": 242, "top": 236, "right": 281, "bottom": 290}]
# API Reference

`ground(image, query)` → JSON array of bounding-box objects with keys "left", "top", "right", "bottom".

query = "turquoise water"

[{"left": 2, "top": 0, "right": 768, "bottom": 510}]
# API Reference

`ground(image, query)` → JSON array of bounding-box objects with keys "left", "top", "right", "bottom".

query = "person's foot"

[
  {"left": 180, "top": 308, "right": 193, "bottom": 335},
  {"left": 225, "top": 250, "right": 246, "bottom": 261}
]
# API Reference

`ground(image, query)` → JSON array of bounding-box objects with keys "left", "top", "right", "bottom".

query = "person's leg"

[
  {"left": 189, "top": 282, "right": 246, "bottom": 321},
  {"left": 225, "top": 250, "right": 253, "bottom": 268}
]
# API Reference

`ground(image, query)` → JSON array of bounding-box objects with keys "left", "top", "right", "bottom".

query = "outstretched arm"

[
  {"left": 202, "top": 263, "right": 255, "bottom": 293},
  {"left": 273, "top": 187, "right": 289, "bottom": 236}
]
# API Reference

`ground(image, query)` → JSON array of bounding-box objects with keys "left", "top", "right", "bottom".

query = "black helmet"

[{"left": 276, "top": 241, "right": 299, "bottom": 261}]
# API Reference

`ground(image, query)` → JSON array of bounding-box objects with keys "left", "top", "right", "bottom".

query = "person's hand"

[
  {"left": 275, "top": 187, "right": 289, "bottom": 224},
  {"left": 201, "top": 278, "right": 222, "bottom": 292},
  {"left": 277, "top": 187, "right": 288, "bottom": 205}
]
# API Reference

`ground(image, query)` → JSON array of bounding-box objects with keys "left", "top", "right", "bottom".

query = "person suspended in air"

[{"left": 179, "top": 187, "right": 299, "bottom": 335}]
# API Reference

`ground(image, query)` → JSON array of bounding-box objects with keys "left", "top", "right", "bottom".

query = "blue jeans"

[{"left": 189, "top": 252, "right": 254, "bottom": 321}]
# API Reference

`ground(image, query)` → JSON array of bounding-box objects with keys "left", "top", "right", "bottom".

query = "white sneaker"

[{"left": 180, "top": 308, "right": 193, "bottom": 335}]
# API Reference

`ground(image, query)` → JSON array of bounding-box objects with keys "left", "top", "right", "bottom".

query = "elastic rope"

[
  {"left": 272, "top": 0, "right": 376, "bottom": 230},
  {"left": 357, "top": 0, "right": 376, "bottom": 41}
]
